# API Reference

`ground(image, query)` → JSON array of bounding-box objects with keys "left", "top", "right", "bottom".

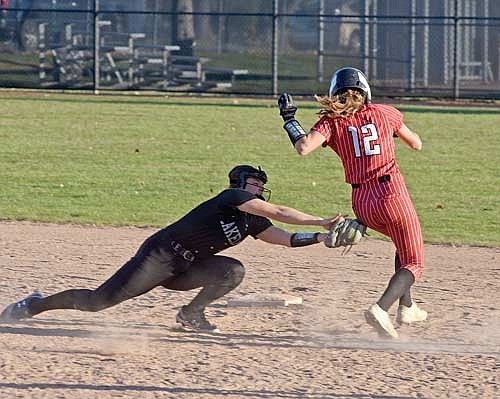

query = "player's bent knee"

[
  {"left": 403, "top": 264, "right": 423, "bottom": 281},
  {"left": 232, "top": 264, "right": 246, "bottom": 284},
  {"left": 224, "top": 262, "right": 246, "bottom": 288}
]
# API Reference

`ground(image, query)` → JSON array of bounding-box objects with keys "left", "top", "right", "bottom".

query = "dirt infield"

[{"left": 0, "top": 221, "right": 499, "bottom": 399}]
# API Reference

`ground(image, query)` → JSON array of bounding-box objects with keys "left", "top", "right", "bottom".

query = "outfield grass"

[{"left": 1, "top": 92, "right": 498, "bottom": 246}]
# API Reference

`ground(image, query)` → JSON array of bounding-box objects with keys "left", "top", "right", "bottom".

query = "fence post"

[
  {"left": 444, "top": 0, "right": 450, "bottom": 84},
  {"left": 371, "top": 0, "right": 378, "bottom": 79},
  {"left": 216, "top": 0, "right": 225, "bottom": 54},
  {"left": 93, "top": 0, "right": 100, "bottom": 93},
  {"left": 408, "top": 0, "right": 416, "bottom": 93},
  {"left": 453, "top": 0, "right": 460, "bottom": 99},
  {"left": 317, "top": 0, "right": 325, "bottom": 83},
  {"left": 423, "top": 0, "right": 430, "bottom": 87},
  {"left": 362, "top": 0, "right": 370, "bottom": 75},
  {"left": 482, "top": 0, "right": 489, "bottom": 82},
  {"left": 152, "top": 0, "right": 159, "bottom": 46},
  {"left": 272, "top": 0, "right": 279, "bottom": 96}
]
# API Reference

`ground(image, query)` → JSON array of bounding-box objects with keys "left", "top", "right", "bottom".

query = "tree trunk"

[
  {"left": 177, "top": 0, "right": 195, "bottom": 41},
  {"left": 195, "top": 1, "right": 216, "bottom": 46}
]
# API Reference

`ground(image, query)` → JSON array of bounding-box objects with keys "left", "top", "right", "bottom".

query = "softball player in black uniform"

[{"left": 1, "top": 165, "right": 341, "bottom": 332}]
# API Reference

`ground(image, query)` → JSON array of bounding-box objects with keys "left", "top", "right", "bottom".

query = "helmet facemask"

[{"left": 228, "top": 165, "right": 272, "bottom": 201}]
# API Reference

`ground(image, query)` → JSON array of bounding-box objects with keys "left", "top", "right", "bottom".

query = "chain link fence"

[{"left": 1, "top": 0, "right": 499, "bottom": 99}]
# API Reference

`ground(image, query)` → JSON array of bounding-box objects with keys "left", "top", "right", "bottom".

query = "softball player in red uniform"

[{"left": 278, "top": 67, "right": 427, "bottom": 339}]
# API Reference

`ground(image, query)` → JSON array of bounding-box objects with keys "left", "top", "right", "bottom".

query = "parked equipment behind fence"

[{"left": 0, "top": 0, "right": 499, "bottom": 99}]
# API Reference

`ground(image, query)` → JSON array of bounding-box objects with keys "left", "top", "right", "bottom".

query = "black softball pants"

[{"left": 28, "top": 230, "right": 245, "bottom": 317}]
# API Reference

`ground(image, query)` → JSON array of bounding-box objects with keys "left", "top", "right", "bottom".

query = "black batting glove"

[{"left": 278, "top": 92, "right": 297, "bottom": 122}]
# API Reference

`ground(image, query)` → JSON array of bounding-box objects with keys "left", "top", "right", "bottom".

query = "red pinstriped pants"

[{"left": 351, "top": 173, "right": 424, "bottom": 280}]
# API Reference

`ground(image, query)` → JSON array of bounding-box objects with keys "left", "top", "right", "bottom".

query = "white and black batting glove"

[
  {"left": 278, "top": 93, "right": 307, "bottom": 146},
  {"left": 278, "top": 92, "right": 297, "bottom": 122}
]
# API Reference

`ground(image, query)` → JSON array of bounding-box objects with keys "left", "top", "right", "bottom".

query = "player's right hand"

[{"left": 278, "top": 93, "right": 297, "bottom": 122}]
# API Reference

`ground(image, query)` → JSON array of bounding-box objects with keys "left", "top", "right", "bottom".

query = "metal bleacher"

[{"left": 37, "top": 22, "right": 248, "bottom": 91}]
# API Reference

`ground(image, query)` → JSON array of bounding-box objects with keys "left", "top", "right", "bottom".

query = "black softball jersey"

[{"left": 164, "top": 189, "right": 273, "bottom": 258}]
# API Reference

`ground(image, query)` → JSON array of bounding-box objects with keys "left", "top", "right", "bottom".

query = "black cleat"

[
  {"left": 0, "top": 291, "right": 43, "bottom": 322},
  {"left": 176, "top": 306, "right": 219, "bottom": 332}
]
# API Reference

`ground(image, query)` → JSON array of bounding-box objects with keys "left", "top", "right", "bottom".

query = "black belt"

[
  {"left": 170, "top": 240, "right": 196, "bottom": 262},
  {"left": 351, "top": 174, "right": 391, "bottom": 189}
]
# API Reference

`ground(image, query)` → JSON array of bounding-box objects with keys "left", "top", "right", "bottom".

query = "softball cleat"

[
  {"left": 396, "top": 302, "right": 428, "bottom": 325},
  {"left": 364, "top": 303, "right": 399, "bottom": 339},
  {"left": 176, "top": 306, "right": 219, "bottom": 333},
  {"left": 0, "top": 290, "right": 43, "bottom": 322}
]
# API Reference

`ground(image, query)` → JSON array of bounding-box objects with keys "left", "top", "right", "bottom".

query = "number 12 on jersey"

[{"left": 348, "top": 123, "right": 381, "bottom": 157}]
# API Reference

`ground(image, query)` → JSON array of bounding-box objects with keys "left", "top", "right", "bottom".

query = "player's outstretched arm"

[
  {"left": 238, "top": 199, "right": 340, "bottom": 230},
  {"left": 256, "top": 219, "right": 367, "bottom": 250},
  {"left": 255, "top": 226, "right": 329, "bottom": 248},
  {"left": 395, "top": 123, "right": 422, "bottom": 150}
]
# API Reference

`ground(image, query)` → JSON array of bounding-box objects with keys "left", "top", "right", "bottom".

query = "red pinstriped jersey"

[{"left": 312, "top": 104, "right": 404, "bottom": 184}]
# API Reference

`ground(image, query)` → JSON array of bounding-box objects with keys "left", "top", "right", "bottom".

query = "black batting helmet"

[
  {"left": 328, "top": 67, "right": 371, "bottom": 103},
  {"left": 229, "top": 165, "right": 268, "bottom": 189}
]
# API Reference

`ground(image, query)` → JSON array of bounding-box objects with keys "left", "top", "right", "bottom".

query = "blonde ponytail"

[{"left": 315, "top": 89, "right": 366, "bottom": 119}]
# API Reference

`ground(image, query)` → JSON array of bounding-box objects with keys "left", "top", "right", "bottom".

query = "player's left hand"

[
  {"left": 278, "top": 93, "right": 297, "bottom": 122},
  {"left": 317, "top": 214, "right": 343, "bottom": 231}
]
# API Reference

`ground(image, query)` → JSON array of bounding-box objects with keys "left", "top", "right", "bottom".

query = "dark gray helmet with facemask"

[{"left": 228, "top": 165, "right": 271, "bottom": 201}]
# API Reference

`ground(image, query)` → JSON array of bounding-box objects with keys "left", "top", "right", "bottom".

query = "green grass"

[{"left": 0, "top": 92, "right": 499, "bottom": 247}]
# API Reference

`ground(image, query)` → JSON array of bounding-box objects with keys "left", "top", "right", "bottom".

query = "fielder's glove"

[
  {"left": 324, "top": 217, "right": 367, "bottom": 252},
  {"left": 278, "top": 92, "right": 297, "bottom": 122}
]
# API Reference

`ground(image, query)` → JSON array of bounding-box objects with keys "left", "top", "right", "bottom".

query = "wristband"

[
  {"left": 283, "top": 119, "right": 307, "bottom": 146},
  {"left": 290, "top": 232, "right": 320, "bottom": 247}
]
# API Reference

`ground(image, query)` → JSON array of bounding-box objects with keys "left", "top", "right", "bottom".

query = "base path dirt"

[{"left": 0, "top": 221, "right": 499, "bottom": 399}]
